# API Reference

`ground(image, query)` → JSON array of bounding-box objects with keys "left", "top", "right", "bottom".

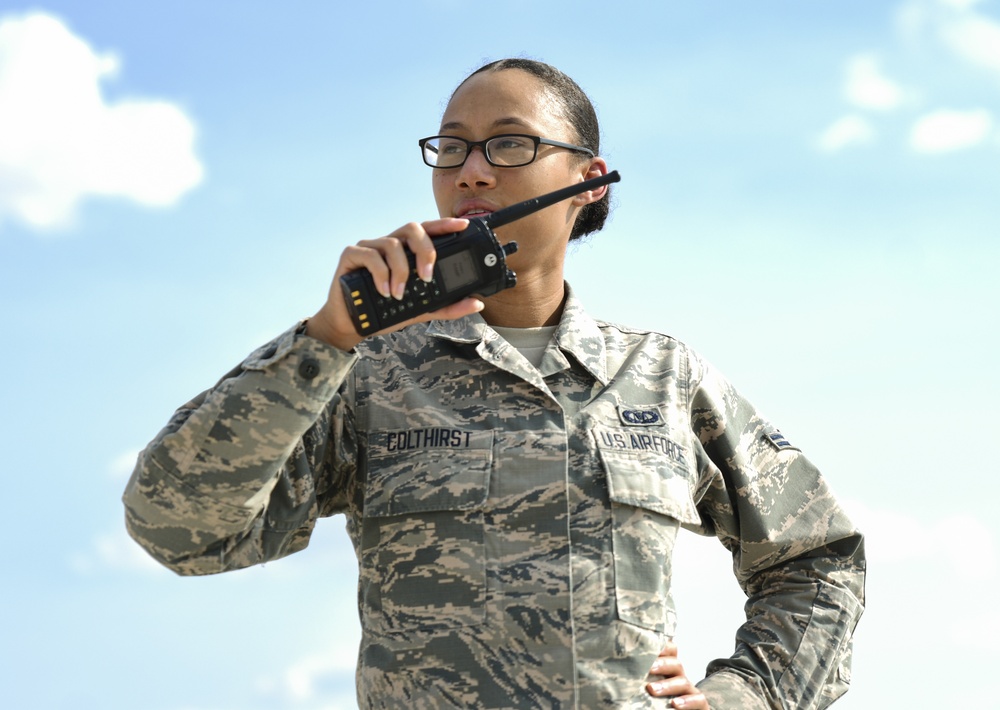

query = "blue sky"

[{"left": 1, "top": 1, "right": 998, "bottom": 708}]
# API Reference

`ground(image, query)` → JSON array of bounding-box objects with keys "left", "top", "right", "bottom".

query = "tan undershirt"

[{"left": 491, "top": 325, "right": 558, "bottom": 370}]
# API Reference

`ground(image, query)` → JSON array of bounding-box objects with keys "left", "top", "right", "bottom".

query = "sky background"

[{"left": 1, "top": 1, "right": 998, "bottom": 708}]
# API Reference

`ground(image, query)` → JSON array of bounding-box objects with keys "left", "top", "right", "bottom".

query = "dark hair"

[{"left": 453, "top": 58, "right": 610, "bottom": 241}]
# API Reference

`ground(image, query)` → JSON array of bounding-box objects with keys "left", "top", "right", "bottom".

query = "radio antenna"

[{"left": 483, "top": 170, "right": 620, "bottom": 230}]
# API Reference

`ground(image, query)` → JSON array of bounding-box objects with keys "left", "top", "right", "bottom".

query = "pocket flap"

[
  {"left": 365, "top": 430, "right": 494, "bottom": 517},
  {"left": 596, "top": 428, "right": 700, "bottom": 525}
]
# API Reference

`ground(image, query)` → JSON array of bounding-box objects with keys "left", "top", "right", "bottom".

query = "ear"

[{"left": 572, "top": 156, "right": 610, "bottom": 206}]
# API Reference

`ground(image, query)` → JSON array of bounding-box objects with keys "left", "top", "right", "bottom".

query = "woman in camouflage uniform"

[{"left": 124, "top": 59, "right": 864, "bottom": 709}]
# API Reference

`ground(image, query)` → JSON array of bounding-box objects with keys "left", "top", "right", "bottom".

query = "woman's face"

[{"left": 432, "top": 69, "right": 604, "bottom": 275}]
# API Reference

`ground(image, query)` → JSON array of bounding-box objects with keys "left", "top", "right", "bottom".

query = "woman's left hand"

[{"left": 644, "top": 642, "right": 710, "bottom": 709}]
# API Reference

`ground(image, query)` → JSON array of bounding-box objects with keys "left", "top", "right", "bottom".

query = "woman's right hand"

[{"left": 305, "top": 217, "right": 484, "bottom": 352}]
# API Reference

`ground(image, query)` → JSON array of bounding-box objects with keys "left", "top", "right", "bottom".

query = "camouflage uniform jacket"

[{"left": 123, "top": 285, "right": 865, "bottom": 709}]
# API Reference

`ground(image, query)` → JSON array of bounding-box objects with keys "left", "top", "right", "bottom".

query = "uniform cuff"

[
  {"left": 697, "top": 670, "right": 771, "bottom": 710},
  {"left": 240, "top": 320, "right": 359, "bottom": 403}
]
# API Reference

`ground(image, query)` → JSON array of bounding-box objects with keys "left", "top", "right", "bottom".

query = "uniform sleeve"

[
  {"left": 683, "top": 356, "right": 866, "bottom": 710},
  {"left": 121, "top": 323, "right": 360, "bottom": 576}
]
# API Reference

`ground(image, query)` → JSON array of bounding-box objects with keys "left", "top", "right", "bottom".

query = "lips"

[{"left": 455, "top": 200, "right": 498, "bottom": 218}]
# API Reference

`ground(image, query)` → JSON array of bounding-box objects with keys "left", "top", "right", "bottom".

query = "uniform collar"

[
  {"left": 553, "top": 285, "right": 609, "bottom": 385},
  {"left": 426, "top": 283, "right": 608, "bottom": 385}
]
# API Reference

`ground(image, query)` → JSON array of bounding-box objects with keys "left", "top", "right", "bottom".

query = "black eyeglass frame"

[{"left": 418, "top": 133, "right": 596, "bottom": 168}]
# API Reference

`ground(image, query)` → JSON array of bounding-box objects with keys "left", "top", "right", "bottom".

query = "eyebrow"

[{"left": 439, "top": 117, "right": 534, "bottom": 133}]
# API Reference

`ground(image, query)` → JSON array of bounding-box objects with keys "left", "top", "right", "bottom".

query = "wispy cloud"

[
  {"left": 850, "top": 493, "right": 1000, "bottom": 657},
  {"left": 938, "top": 0, "right": 984, "bottom": 9},
  {"left": 70, "top": 529, "right": 166, "bottom": 575},
  {"left": 254, "top": 641, "right": 359, "bottom": 707},
  {"left": 819, "top": 0, "right": 1000, "bottom": 154},
  {"left": 844, "top": 54, "right": 907, "bottom": 111},
  {"left": 109, "top": 448, "right": 142, "bottom": 479},
  {"left": 0, "top": 11, "right": 203, "bottom": 231},
  {"left": 938, "top": 6, "right": 1000, "bottom": 74},
  {"left": 947, "top": 609, "right": 1000, "bottom": 651},
  {"left": 910, "top": 107, "right": 994, "bottom": 152},
  {"left": 817, "top": 114, "right": 877, "bottom": 152},
  {"left": 846, "top": 499, "right": 998, "bottom": 582}
]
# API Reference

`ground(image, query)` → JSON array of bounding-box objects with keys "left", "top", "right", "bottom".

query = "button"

[{"left": 298, "top": 357, "right": 321, "bottom": 380}]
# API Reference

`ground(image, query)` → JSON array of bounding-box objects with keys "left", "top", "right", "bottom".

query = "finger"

[
  {"left": 378, "top": 234, "right": 411, "bottom": 301},
  {"left": 339, "top": 243, "right": 393, "bottom": 298},
  {"left": 358, "top": 296, "right": 483, "bottom": 339},
  {"left": 355, "top": 229, "right": 414, "bottom": 301},
  {"left": 657, "top": 641, "right": 679, "bottom": 658},
  {"left": 352, "top": 230, "right": 422, "bottom": 301},
  {"left": 369, "top": 218, "right": 469, "bottom": 299},
  {"left": 646, "top": 677, "right": 707, "bottom": 707},
  {"left": 648, "top": 655, "right": 683, "bottom": 677},
  {"left": 407, "top": 296, "right": 484, "bottom": 327},
  {"left": 646, "top": 676, "right": 692, "bottom": 697},
  {"left": 421, "top": 216, "right": 469, "bottom": 236},
  {"left": 668, "top": 691, "right": 709, "bottom": 709},
  {"left": 410, "top": 217, "right": 469, "bottom": 282}
]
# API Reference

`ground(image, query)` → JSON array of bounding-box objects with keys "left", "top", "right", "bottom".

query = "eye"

[
  {"left": 438, "top": 138, "right": 466, "bottom": 155},
  {"left": 492, "top": 135, "right": 530, "bottom": 150}
]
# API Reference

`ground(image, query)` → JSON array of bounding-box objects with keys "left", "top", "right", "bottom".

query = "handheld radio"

[{"left": 340, "top": 170, "right": 621, "bottom": 335}]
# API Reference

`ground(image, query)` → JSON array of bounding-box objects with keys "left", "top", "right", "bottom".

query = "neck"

[{"left": 481, "top": 273, "right": 566, "bottom": 328}]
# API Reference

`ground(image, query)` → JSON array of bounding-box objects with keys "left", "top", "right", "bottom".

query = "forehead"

[{"left": 440, "top": 69, "right": 567, "bottom": 135}]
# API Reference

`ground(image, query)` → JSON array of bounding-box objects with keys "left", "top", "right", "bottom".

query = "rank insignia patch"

[{"left": 765, "top": 430, "right": 798, "bottom": 451}]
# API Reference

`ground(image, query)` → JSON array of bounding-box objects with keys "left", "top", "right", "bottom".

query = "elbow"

[{"left": 122, "top": 506, "right": 230, "bottom": 576}]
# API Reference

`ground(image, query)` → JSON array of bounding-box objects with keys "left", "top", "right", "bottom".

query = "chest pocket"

[
  {"left": 361, "top": 429, "right": 494, "bottom": 633},
  {"left": 595, "top": 426, "right": 700, "bottom": 634}
]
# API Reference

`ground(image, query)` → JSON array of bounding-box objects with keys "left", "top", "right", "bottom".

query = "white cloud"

[
  {"left": 937, "top": 0, "right": 986, "bottom": 11},
  {"left": 844, "top": 54, "right": 907, "bottom": 111},
  {"left": 70, "top": 529, "right": 166, "bottom": 575},
  {"left": 254, "top": 642, "right": 359, "bottom": 706},
  {"left": 110, "top": 448, "right": 142, "bottom": 479},
  {"left": 901, "top": 0, "right": 1000, "bottom": 75},
  {"left": 948, "top": 610, "right": 1000, "bottom": 651},
  {"left": 818, "top": 114, "right": 876, "bottom": 152},
  {"left": 940, "top": 13, "right": 1000, "bottom": 74},
  {"left": 909, "top": 107, "right": 994, "bottom": 152},
  {"left": 0, "top": 12, "right": 203, "bottom": 231},
  {"left": 845, "top": 499, "right": 998, "bottom": 582},
  {"left": 854, "top": 1, "right": 1000, "bottom": 156},
  {"left": 286, "top": 651, "right": 354, "bottom": 701}
]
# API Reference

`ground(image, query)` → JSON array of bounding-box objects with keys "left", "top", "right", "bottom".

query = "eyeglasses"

[{"left": 418, "top": 133, "right": 595, "bottom": 168}]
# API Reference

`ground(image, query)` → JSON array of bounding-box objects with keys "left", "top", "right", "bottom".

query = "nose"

[{"left": 455, "top": 145, "right": 497, "bottom": 190}]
